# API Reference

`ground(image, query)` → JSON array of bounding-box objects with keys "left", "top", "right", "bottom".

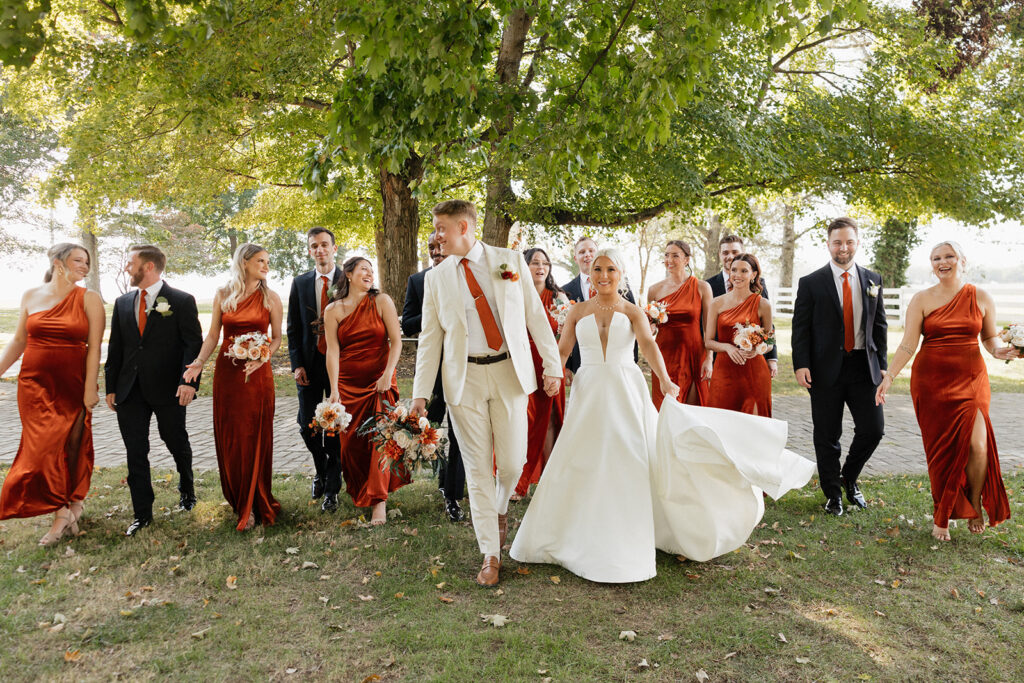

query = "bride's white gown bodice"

[{"left": 510, "top": 312, "right": 814, "bottom": 583}]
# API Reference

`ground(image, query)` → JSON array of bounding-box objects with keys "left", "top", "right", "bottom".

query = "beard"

[{"left": 128, "top": 268, "right": 144, "bottom": 287}]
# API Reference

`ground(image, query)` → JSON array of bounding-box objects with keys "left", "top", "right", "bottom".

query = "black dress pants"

[{"left": 296, "top": 355, "right": 342, "bottom": 495}]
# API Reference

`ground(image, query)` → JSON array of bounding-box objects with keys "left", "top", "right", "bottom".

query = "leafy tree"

[{"left": 869, "top": 216, "right": 921, "bottom": 288}]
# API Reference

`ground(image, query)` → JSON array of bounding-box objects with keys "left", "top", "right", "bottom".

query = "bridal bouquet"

[
  {"left": 224, "top": 332, "right": 272, "bottom": 381},
  {"left": 357, "top": 400, "right": 448, "bottom": 473},
  {"left": 549, "top": 296, "right": 573, "bottom": 337},
  {"left": 644, "top": 300, "right": 669, "bottom": 336},
  {"left": 732, "top": 322, "right": 775, "bottom": 355},
  {"left": 309, "top": 400, "right": 353, "bottom": 442},
  {"left": 998, "top": 323, "right": 1024, "bottom": 363}
]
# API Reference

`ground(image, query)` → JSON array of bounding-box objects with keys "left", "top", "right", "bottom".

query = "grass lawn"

[{"left": 2, "top": 467, "right": 1023, "bottom": 681}]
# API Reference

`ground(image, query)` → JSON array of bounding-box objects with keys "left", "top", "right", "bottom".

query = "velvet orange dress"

[
  {"left": 213, "top": 290, "right": 281, "bottom": 530},
  {"left": 910, "top": 284, "right": 1010, "bottom": 529},
  {"left": 515, "top": 288, "right": 566, "bottom": 498},
  {"left": 0, "top": 287, "right": 93, "bottom": 519},
  {"left": 707, "top": 292, "right": 771, "bottom": 416},
  {"left": 336, "top": 295, "right": 409, "bottom": 508},
  {"left": 652, "top": 276, "right": 708, "bottom": 409}
]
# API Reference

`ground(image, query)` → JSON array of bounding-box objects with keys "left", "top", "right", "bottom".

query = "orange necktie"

[
  {"left": 138, "top": 291, "right": 147, "bottom": 336},
  {"left": 317, "top": 275, "right": 329, "bottom": 354},
  {"left": 460, "top": 259, "right": 503, "bottom": 351},
  {"left": 842, "top": 271, "right": 854, "bottom": 352}
]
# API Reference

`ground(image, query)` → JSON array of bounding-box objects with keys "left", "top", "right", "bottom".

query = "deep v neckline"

[{"left": 585, "top": 311, "right": 625, "bottom": 363}]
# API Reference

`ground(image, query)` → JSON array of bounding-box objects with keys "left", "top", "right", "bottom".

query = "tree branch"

[
  {"left": 214, "top": 167, "right": 303, "bottom": 188},
  {"left": 96, "top": 0, "right": 123, "bottom": 26},
  {"left": 239, "top": 91, "right": 331, "bottom": 111},
  {"left": 567, "top": 0, "right": 638, "bottom": 103}
]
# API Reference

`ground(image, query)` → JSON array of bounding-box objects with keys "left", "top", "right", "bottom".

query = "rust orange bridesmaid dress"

[
  {"left": 0, "top": 287, "right": 93, "bottom": 519},
  {"left": 910, "top": 284, "right": 1010, "bottom": 529},
  {"left": 652, "top": 276, "right": 708, "bottom": 409},
  {"left": 213, "top": 290, "right": 281, "bottom": 530},
  {"left": 515, "top": 289, "right": 566, "bottom": 498},
  {"left": 707, "top": 292, "right": 771, "bottom": 416},
  {"left": 335, "top": 295, "right": 409, "bottom": 508}
]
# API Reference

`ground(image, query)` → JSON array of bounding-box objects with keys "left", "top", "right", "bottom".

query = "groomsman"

[
  {"left": 791, "top": 217, "right": 887, "bottom": 516},
  {"left": 411, "top": 199, "right": 561, "bottom": 587},
  {"left": 706, "top": 234, "right": 777, "bottom": 374},
  {"left": 287, "top": 227, "right": 344, "bottom": 512},
  {"left": 402, "top": 231, "right": 467, "bottom": 522},
  {"left": 105, "top": 245, "right": 202, "bottom": 536},
  {"left": 562, "top": 236, "right": 637, "bottom": 375}
]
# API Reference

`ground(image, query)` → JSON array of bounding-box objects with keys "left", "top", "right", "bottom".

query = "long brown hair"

[
  {"left": 330, "top": 256, "right": 379, "bottom": 302},
  {"left": 731, "top": 253, "right": 762, "bottom": 294},
  {"left": 523, "top": 247, "right": 564, "bottom": 296}
]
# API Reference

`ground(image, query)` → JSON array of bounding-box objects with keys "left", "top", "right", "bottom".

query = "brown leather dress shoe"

[
  {"left": 498, "top": 513, "right": 508, "bottom": 549},
  {"left": 476, "top": 556, "right": 501, "bottom": 587}
]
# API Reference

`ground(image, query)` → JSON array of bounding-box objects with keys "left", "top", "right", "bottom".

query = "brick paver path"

[{"left": 1, "top": 387, "right": 1022, "bottom": 475}]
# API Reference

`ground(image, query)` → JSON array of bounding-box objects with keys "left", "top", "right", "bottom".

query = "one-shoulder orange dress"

[
  {"left": 335, "top": 295, "right": 409, "bottom": 508},
  {"left": 0, "top": 287, "right": 94, "bottom": 519},
  {"left": 213, "top": 290, "right": 281, "bottom": 530},
  {"left": 515, "top": 288, "right": 566, "bottom": 498},
  {"left": 707, "top": 292, "right": 771, "bottom": 416},
  {"left": 652, "top": 276, "right": 708, "bottom": 409},
  {"left": 910, "top": 284, "right": 1010, "bottom": 529}
]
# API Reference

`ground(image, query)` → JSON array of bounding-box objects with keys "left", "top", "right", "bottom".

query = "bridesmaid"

[
  {"left": 705, "top": 253, "right": 773, "bottom": 416},
  {"left": 0, "top": 243, "right": 104, "bottom": 545},
  {"left": 325, "top": 256, "right": 408, "bottom": 525},
  {"left": 876, "top": 242, "right": 1015, "bottom": 541},
  {"left": 511, "top": 248, "right": 567, "bottom": 501},
  {"left": 184, "top": 243, "right": 283, "bottom": 531},
  {"left": 646, "top": 240, "right": 713, "bottom": 409}
]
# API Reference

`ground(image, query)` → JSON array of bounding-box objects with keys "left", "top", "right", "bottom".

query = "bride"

[{"left": 509, "top": 249, "right": 815, "bottom": 583}]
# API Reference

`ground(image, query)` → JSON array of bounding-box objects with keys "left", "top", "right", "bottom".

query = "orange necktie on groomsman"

[
  {"left": 317, "top": 275, "right": 329, "bottom": 354},
  {"left": 842, "top": 271, "right": 855, "bottom": 353},
  {"left": 138, "top": 291, "right": 147, "bottom": 335},
  {"left": 460, "top": 259, "right": 503, "bottom": 351}
]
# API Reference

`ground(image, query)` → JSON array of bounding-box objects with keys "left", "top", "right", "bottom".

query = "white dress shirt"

[
  {"left": 721, "top": 269, "right": 732, "bottom": 292},
  {"left": 314, "top": 267, "right": 333, "bottom": 312},
  {"left": 829, "top": 261, "right": 864, "bottom": 350},
  {"left": 135, "top": 280, "right": 165, "bottom": 325},
  {"left": 580, "top": 272, "right": 592, "bottom": 300},
  {"left": 460, "top": 241, "right": 508, "bottom": 356}
]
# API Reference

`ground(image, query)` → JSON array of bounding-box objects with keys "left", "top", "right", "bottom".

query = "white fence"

[{"left": 774, "top": 285, "right": 1024, "bottom": 323}]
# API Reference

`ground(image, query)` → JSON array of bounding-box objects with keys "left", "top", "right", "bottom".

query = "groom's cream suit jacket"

[{"left": 412, "top": 242, "right": 562, "bottom": 406}]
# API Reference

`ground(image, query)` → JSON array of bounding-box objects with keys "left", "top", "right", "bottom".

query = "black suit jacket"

[
  {"left": 287, "top": 267, "right": 342, "bottom": 372},
  {"left": 105, "top": 282, "right": 203, "bottom": 405},
  {"left": 706, "top": 272, "right": 777, "bottom": 362},
  {"left": 562, "top": 274, "right": 638, "bottom": 373},
  {"left": 401, "top": 267, "right": 430, "bottom": 337},
  {"left": 791, "top": 263, "right": 887, "bottom": 387}
]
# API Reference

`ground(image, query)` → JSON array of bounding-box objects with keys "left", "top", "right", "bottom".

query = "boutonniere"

[
  {"left": 867, "top": 283, "right": 880, "bottom": 298},
  {"left": 154, "top": 296, "right": 173, "bottom": 317},
  {"left": 498, "top": 264, "right": 519, "bottom": 281}
]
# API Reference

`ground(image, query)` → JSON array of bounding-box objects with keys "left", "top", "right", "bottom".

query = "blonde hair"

[
  {"left": 44, "top": 243, "right": 89, "bottom": 283},
  {"left": 221, "top": 243, "right": 270, "bottom": 312},
  {"left": 593, "top": 248, "right": 630, "bottom": 296},
  {"left": 930, "top": 241, "right": 967, "bottom": 271}
]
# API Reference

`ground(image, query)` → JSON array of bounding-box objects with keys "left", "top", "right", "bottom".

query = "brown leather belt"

[{"left": 467, "top": 351, "right": 510, "bottom": 365}]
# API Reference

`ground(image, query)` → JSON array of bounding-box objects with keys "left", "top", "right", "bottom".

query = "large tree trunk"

[
  {"left": 698, "top": 211, "right": 724, "bottom": 278},
  {"left": 78, "top": 206, "right": 103, "bottom": 301},
  {"left": 779, "top": 202, "right": 795, "bottom": 288},
  {"left": 482, "top": 7, "right": 534, "bottom": 247},
  {"left": 377, "top": 152, "right": 423, "bottom": 310}
]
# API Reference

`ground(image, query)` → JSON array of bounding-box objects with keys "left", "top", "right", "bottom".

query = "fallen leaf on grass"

[
  {"left": 549, "top": 576, "right": 560, "bottom": 584},
  {"left": 873, "top": 579, "right": 886, "bottom": 586},
  {"left": 990, "top": 597, "right": 999, "bottom": 605},
  {"left": 225, "top": 576, "right": 238, "bottom": 590},
  {"left": 285, "top": 547, "right": 299, "bottom": 555},
  {"left": 394, "top": 592, "right": 406, "bottom": 599},
  {"left": 685, "top": 573, "right": 701, "bottom": 580},
  {"left": 777, "top": 632, "right": 788, "bottom": 643},
  {"left": 480, "top": 614, "right": 510, "bottom": 627},
  {"left": 890, "top": 580, "right": 901, "bottom": 588},
  {"left": 696, "top": 669, "right": 710, "bottom": 682},
  {"left": 495, "top": 589, "right": 505, "bottom": 596},
  {"left": 387, "top": 508, "right": 402, "bottom": 519},
  {"left": 119, "top": 610, "right": 134, "bottom": 617},
  {"left": 401, "top": 527, "right": 418, "bottom": 536},
  {"left": 285, "top": 668, "right": 297, "bottom": 674},
  {"left": 438, "top": 596, "right": 454, "bottom": 604},
  {"left": 874, "top": 610, "right": 887, "bottom": 617},
  {"left": 950, "top": 588, "right": 960, "bottom": 599},
  {"left": 723, "top": 651, "right": 737, "bottom": 659},
  {"left": 358, "top": 595, "right": 374, "bottom": 602},
  {"left": 49, "top": 623, "right": 65, "bottom": 633},
  {"left": 63, "top": 546, "right": 76, "bottom": 557},
  {"left": 191, "top": 627, "right": 210, "bottom": 639},
  {"left": 435, "top": 582, "right": 446, "bottom": 589},
  {"left": 63, "top": 650, "right": 81, "bottom": 663},
  {"left": 764, "top": 586, "right": 781, "bottom": 594},
  {"left": 516, "top": 567, "right": 531, "bottom": 575},
  {"left": 788, "top": 551, "right": 805, "bottom": 561},
  {"left": 319, "top": 596, "right": 329, "bottom": 604},
  {"left": 360, "top": 676, "right": 381, "bottom": 683},
  {"left": 619, "top": 630, "right": 637, "bottom": 642},
  {"left": 301, "top": 561, "right": 319, "bottom": 570},
  {"left": 795, "top": 657, "right": 810, "bottom": 664},
  {"left": 657, "top": 634, "right": 675, "bottom": 641}
]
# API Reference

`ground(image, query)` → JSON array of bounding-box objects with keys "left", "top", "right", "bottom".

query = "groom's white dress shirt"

[
  {"left": 135, "top": 280, "right": 165, "bottom": 326},
  {"left": 459, "top": 241, "right": 508, "bottom": 355},
  {"left": 830, "top": 261, "right": 865, "bottom": 350}
]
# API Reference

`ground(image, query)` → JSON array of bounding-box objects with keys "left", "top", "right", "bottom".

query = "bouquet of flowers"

[
  {"left": 997, "top": 323, "right": 1024, "bottom": 363},
  {"left": 548, "top": 295, "right": 574, "bottom": 337},
  {"left": 308, "top": 400, "right": 353, "bottom": 443},
  {"left": 224, "top": 332, "right": 272, "bottom": 381},
  {"left": 357, "top": 400, "right": 448, "bottom": 473},
  {"left": 732, "top": 322, "right": 776, "bottom": 355},
  {"left": 644, "top": 300, "right": 669, "bottom": 336}
]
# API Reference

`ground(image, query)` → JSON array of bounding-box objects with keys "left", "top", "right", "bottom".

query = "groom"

[
  {"left": 791, "top": 217, "right": 887, "bottom": 516},
  {"left": 410, "top": 199, "right": 561, "bottom": 587},
  {"left": 105, "top": 244, "right": 203, "bottom": 536}
]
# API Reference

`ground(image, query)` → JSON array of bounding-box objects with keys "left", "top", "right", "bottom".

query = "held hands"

[
  {"left": 182, "top": 358, "right": 203, "bottom": 384},
  {"left": 795, "top": 368, "right": 812, "bottom": 389},
  {"left": 176, "top": 385, "right": 196, "bottom": 407},
  {"left": 542, "top": 375, "right": 560, "bottom": 397}
]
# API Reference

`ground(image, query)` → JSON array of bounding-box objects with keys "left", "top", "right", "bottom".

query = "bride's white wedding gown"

[{"left": 509, "top": 312, "right": 815, "bottom": 583}]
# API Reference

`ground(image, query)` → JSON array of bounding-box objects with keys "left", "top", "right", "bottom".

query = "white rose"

[
  {"left": 393, "top": 431, "right": 411, "bottom": 449},
  {"left": 247, "top": 346, "right": 262, "bottom": 360},
  {"left": 418, "top": 416, "right": 429, "bottom": 430},
  {"left": 736, "top": 336, "right": 754, "bottom": 352},
  {"left": 422, "top": 443, "right": 437, "bottom": 457},
  {"left": 395, "top": 405, "right": 408, "bottom": 420},
  {"left": 756, "top": 342, "right": 768, "bottom": 355},
  {"left": 154, "top": 301, "right": 170, "bottom": 314},
  {"left": 231, "top": 343, "right": 246, "bottom": 359}
]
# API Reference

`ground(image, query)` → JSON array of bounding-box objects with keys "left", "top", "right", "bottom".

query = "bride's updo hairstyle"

[
  {"left": 593, "top": 248, "right": 630, "bottom": 296},
  {"left": 44, "top": 243, "right": 89, "bottom": 283},
  {"left": 930, "top": 241, "right": 967, "bottom": 275}
]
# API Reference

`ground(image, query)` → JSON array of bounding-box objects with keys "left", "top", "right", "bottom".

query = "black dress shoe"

[
  {"left": 178, "top": 492, "right": 197, "bottom": 511},
  {"left": 311, "top": 477, "right": 324, "bottom": 500},
  {"left": 824, "top": 497, "right": 843, "bottom": 516},
  {"left": 126, "top": 518, "right": 152, "bottom": 536},
  {"left": 321, "top": 493, "right": 338, "bottom": 513},
  {"left": 445, "top": 499, "right": 464, "bottom": 522},
  {"left": 842, "top": 477, "right": 867, "bottom": 509}
]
